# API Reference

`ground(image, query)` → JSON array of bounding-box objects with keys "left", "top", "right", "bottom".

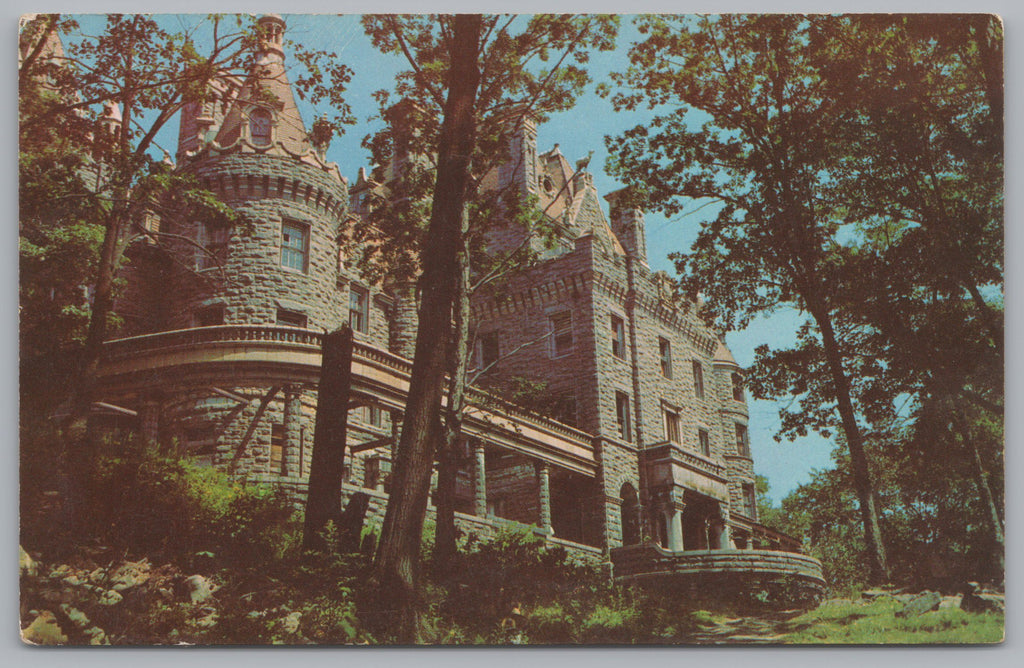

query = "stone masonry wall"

[{"left": 715, "top": 363, "right": 755, "bottom": 520}]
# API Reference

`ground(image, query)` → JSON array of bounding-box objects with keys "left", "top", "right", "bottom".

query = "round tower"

[
  {"left": 146, "top": 15, "right": 353, "bottom": 480},
  {"left": 169, "top": 14, "right": 348, "bottom": 332},
  {"left": 713, "top": 339, "right": 757, "bottom": 526}
]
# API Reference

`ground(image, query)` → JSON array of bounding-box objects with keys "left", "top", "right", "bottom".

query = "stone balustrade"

[
  {"left": 610, "top": 542, "right": 826, "bottom": 609},
  {"left": 101, "top": 325, "right": 597, "bottom": 475}
]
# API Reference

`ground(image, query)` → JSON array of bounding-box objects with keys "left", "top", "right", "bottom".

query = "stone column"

[
  {"left": 473, "top": 443, "right": 488, "bottom": 517},
  {"left": 138, "top": 398, "right": 161, "bottom": 448},
  {"left": 718, "top": 506, "right": 733, "bottom": 549},
  {"left": 663, "top": 493, "right": 685, "bottom": 552},
  {"left": 282, "top": 385, "right": 302, "bottom": 477},
  {"left": 536, "top": 462, "right": 553, "bottom": 535}
]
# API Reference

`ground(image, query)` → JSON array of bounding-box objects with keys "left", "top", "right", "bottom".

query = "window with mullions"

[
  {"left": 664, "top": 408, "right": 681, "bottom": 444},
  {"left": 477, "top": 331, "right": 500, "bottom": 369},
  {"left": 742, "top": 482, "right": 757, "bottom": 519},
  {"left": 281, "top": 221, "right": 309, "bottom": 273},
  {"left": 196, "top": 222, "right": 229, "bottom": 271},
  {"left": 659, "top": 338, "right": 672, "bottom": 378},
  {"left": 735, "top": 423, "right": 750, "bottom": 457},
  {"left": 692, "top": 361, "right": 705, "bottom": 399},
  {"left": 349, "top": 286, "right": 369, "bottom": 334},
  {"left": 550, "top": 311, "right": 573, "bottom": 357},
  {"left": 270, "top": 424, "right": 285, "bottom": 475},
  {"left": 611, "top": 315, "right": 626, "bottom": 359},
  {"left": 698, "top": 428, "right": 710, "bottom": 457},
  {"left": 615, "top": 391, "right": 632, "bottom": 442},
  {"left": 732, "top": 372, "right": 745, "bottom": 402},
  {"left": 250, "top": 108, "right": 272, "bottom": 146}
]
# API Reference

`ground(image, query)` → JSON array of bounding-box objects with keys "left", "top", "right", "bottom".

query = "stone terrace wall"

[{"left": 251, "top": 476, "right": 605, "bottom": 565}]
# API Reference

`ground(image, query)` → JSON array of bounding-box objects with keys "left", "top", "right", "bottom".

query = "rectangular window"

[
  {"left": 611, "top": 315, "right": 626, "bottom": 359},
  {"left": 281, "top": 220, "right": 309, "bottom": 272},
  {"left": 732, "top": 372, "right": 745, "bottom": 402},
  {"left": 353, "top": 404, "right": 382, "bottom": 428},
  {"left": 276, "top": 308, "right": 307, "bottom": 328},
  {"left": 193, "top": 304, "right": 225, "bottom": 327},
  {"left": 659, "top": 338, "right": 673, "bottom": 378},
  {"left": 196, "top": 222, "right": 229, "bottom": 271},
  {"left": 554, "top": 394, "right": 577, "bottom": 428},
  {"left": 615, "top": 391, "right": 632, "bottom": 442},
  {"left": 270, "top": 424, "right": 285, "bottom": 475},
  {"left": 735, "top": 423, "right": 750, "bottom": 457},
  {"left": 550, "top": 311, "right": 573, "bottom": 357},
  {"left": 477, "top": 331, "right": 500, "bottom": 369},
  {"left": 349, "top": 286, "right": 369, "bottom": 333},
  {"left": 698, "top": 428, "right": 710, "bottom": 457},
  {"left": 692, "top": 361, "right": 705, "bottom": 400},
  {"left": 664, "top": 408, "right": 681, "bottom": 444},
  {"left": 742, "top": 482, "right": 757, "bottom": 519}
]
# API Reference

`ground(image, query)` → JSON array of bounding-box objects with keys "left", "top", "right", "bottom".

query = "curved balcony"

[
  {"left": 611, "top": 542, "right": 826, "bottom": 610},
  {"left": 99, "top": 325, "right": 597, "bottom": 476}
]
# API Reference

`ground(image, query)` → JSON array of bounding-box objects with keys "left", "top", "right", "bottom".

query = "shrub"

[{"left": 83, "top": 446, "right": 299, "bottom": 568}]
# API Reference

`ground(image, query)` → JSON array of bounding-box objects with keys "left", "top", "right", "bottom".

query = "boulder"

[
  {"left": 98, "top": 589, "right": 123, "bottom": 606},
  {"left": 961, "top": 583, "right": 1004, "bottom": 614},
  {"left": 19, "top": 546, "right": 37, "bottom": 577},
  {"left": 22, "top": 611, "right": 67, "bottom": 645},
  {"left": 938, "top": 595, "right": 963, "bottom": 610},
  {"left": 193, "top": 610, "right": 219, "bottom": 629},
  {"left": 895, "top": 591, "right": 942, "bottom": 618},
  {"left": 110, "top": 559, "right": 152, "bottom": 591},
  {"left": 280, "top": 611, "right": 302, "bottom": 635},
  {"left": 59, "top": 604, "right": 91, "bottom": 629},
  {"left": 83, "top": 626, "right": 109, "bottom": 645},
  {"left": 182, "top": 574, "right": 215, "bottom": 604},
  {"left": 861, "top": 588, "right": 895, "bottom": 601}
]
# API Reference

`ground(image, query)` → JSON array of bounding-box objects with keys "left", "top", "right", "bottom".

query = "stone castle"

[{"left": 96, "top": 15, "right": 822, "bottom": 596}]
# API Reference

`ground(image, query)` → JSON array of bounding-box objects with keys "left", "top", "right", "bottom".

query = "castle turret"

[{"left": 161, "top": 14, "right": 349, "bottom": 333}]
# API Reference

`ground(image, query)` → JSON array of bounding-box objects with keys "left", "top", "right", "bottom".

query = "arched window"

[{"left": 250, "top": 108, "right": 272, "bottom": 146}]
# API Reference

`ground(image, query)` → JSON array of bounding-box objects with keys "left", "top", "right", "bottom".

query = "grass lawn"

[{"left": 780, "top": 598, "right": 1004, "bottom": 644}]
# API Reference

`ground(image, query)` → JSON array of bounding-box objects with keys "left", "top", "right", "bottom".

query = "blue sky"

[
  {"left": 68, "top": 13, "right": 835, "bottom": 503},
  {"left": 286, "top": 14, "right": 835, "bottom": 503}
]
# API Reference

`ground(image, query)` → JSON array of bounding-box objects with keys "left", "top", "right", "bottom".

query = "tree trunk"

[
  {"left": 368, "top": 15, "right": 483, "bottom": 643},
  {"left": 433, "top": 216, "right": 472, "bottom": 576},
  {"left": 952, "top": 410, "right": 1004, "bottom": 573},
  {"left": 60, "top": 207, "right": 125, "bottom": 537},
  {"left": 303, "top": 325, "right": 354, "bottom": 550},
  {"left": 810, "top": 303, "right": 891, "bottom": 584}
]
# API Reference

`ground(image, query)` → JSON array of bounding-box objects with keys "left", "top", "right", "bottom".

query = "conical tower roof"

[{"left": 214, "top": 15, "right": 309, "bottom": 155}]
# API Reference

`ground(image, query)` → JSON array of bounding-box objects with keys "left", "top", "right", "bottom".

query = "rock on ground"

[
  {"left": 22, "top": 610, "right": 67, "bottom": 645},
  {"left": 896, "top": 591, "right": 942, "bottom": 618}
]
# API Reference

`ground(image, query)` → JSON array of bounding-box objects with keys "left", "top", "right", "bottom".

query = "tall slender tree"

[
  {"left": 358, "top": 14, "right": 618, "bottom": 638},
  {"left": 605, "top": 15, "right": 893, "bottom": 580},
  {"left": 605, "top": 15, "right": 1002, "bottom": 584}
]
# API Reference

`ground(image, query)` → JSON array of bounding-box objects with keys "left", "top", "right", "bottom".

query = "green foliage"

[
  {"left": 78, "top": 446, "right": 300, "bottom": 568},
  {"left": 412, "top": 527, "right": 704, "bottom": 644},
  {"left": 783, "top": 598, "right": 1003, "bottom": 644},
  {"left": 768, "top": 423, "right": 1003, "bottom": 596},
  {"left": 604, "top": 14, "right": 1003, "bottom": 585},
  {"left": 353, "top": 14, "right": 620, "bottom": 286}
]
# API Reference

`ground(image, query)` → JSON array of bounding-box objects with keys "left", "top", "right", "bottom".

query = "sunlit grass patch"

[{"left": 782, "top": 599, "right": 1003, "bottom": 644}]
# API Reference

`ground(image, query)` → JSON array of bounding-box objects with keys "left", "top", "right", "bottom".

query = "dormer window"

[{"left": 250, "top": 108, "right": 272, "bottom": 146}]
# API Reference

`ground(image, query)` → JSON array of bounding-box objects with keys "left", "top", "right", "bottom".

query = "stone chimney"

[
  {"left": 604, "top": 187, "right": 648, "bottom": 266},
  {"left": 507, "top": 110, "right": 538, "bottom": 196}
]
